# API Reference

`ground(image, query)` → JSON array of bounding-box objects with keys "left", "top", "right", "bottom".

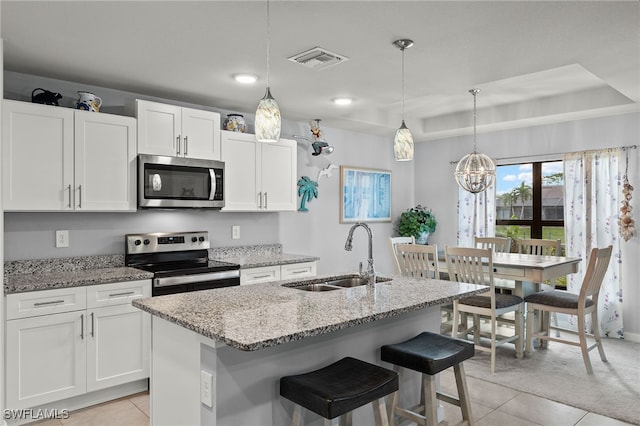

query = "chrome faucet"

[{"left": 344, "top": 222, "right": 376, "bottom": 285}]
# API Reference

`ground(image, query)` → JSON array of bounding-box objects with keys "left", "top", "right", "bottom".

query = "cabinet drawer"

[
  {"left": 87, "top": 280, "right": 151, "bottom": 308},
  {"left": 6, "top": 286, "right": 87, "bottom": 320},
  {"left": 281, "top": 262, "right": 317, "bottom": 280},
  {"left": 493, "top": 266, "right": 526, "bottom": 278},
  {"left": 240, "top": 266, "right": 280, "bottom": 285}
]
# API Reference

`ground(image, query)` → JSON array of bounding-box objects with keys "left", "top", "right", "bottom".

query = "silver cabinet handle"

[
  {"left": 91, "top": 312, "right": 95, "bottom": 338},
  {"left": 176, "top": 135, "right": 181, "bottom": 155},
  {"left": 291, "top": 270, "right": 307, "bottom": 274},
  {"left": 80, "top": 314, "right": 84, "bottom": 340},
  {"left": 184, "top": 136, "right": 188, "bottom": 156},
  {"left": 34, "top": 299, "right": 65, "bottom": 307},
  {"left": 77, "top": 185, "right": 82, "bottom": 208},
  {"left": 67, "top": 184, "right": 72, "bottom": 208},
  {"left": 254, "top": 274, "right": 272, "bottom": 279},
  {"left": 264, "top": 192, "right": 268, "bottom": 209},
  {"left": 109, "top": 291, "right": 135, "bottom": 297},
  {"left": 258, "top": 192, "right": 263, "bottom": 209}
]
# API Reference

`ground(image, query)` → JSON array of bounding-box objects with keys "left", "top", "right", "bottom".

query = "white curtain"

[
  {"left": 457, "top": 184, "right": 496, "bottom": 247},
  {"left": 564, "top": 149, "right": 624, "bottom": 338}
]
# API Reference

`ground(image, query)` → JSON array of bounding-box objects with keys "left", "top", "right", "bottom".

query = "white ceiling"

[{"left": 1, "top": 1, "right": 639, "bottom": 142}]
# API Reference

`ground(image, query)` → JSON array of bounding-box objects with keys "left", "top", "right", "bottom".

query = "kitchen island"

[{"left": 133, "top": 273, "right": 488, "bottom": 426}]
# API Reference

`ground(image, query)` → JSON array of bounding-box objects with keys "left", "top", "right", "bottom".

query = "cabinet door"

[
  {"left": 6, "top": 311, "right": 86, "bottom": 409},
  {"left": 221, "top": 131, "right": 260, "bottom": 211},
  {"left": 136, "top": 100, "right": 181, "bottom": 156},
  {"left": 240, "top": 265, "right": 281, "bottom": 285},
  {"left": 74, "top": 110, "right": 137, "bottom": 211},
  {"left": 260, "top": 138, "right": 297, "bottom": 211},
  {"left": 86, "top": 304, "right": 150, "bottom": 392},
  {"left": 181, "top": 107, "right": 221, "bottom": 160},
  {"left": 281, "top": 262, "right": 317, "bottom": 280},
  {"left": 2, "top": 100, "right": 74, "bottom": 211}
]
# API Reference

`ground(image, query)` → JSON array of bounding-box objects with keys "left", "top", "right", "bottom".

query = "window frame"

[{"left": 495, "top": 161, "right": 564, "bottom": 239}]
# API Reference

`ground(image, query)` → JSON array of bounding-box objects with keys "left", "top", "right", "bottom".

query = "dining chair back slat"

[
  {"left": 396, "top": 244, "right": 439, "bottom": 279},
  {"left": 389, "top": 236, "right": 416, "bottom": 274},
  {"left": 520, "top": 238, "right": 561, "bottom": 256},
  {"left": 474, "top": 236, "right": 511, "bottom": 253}
]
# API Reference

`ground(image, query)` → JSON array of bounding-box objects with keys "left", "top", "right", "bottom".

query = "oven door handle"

[
  {"left": 209, "top": 169, "right": 216, "bottom": 200},
  {"left": 154, "top": 270, "right": 240, "bottom": 287}
]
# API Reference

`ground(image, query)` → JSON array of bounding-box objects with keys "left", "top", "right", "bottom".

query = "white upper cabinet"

[
  {"left": 136, "top": 99, "right": 221, "bottom": 160},
  {"left": 2, "top": 100, "right": 136, "bottom": 212},
  {"left": 221, "top": 131, "right": 297, "bottom": 212}
]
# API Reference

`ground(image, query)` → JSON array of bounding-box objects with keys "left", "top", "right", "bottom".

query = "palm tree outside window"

[{"left": 495, "top": 161, "right": 565, "bottom": 254}]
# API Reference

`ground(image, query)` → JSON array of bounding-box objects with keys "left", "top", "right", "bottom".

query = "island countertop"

[{"left": 132, "top": 273, "right": 488, "bottom": 351}]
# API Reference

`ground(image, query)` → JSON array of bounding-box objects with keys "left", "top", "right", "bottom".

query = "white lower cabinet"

[
  {"left": 240, "top": 261, "right": 317, "bottom": 285},
  {"left": 5, "top": 280, "right": 150, "bottom": 409}
]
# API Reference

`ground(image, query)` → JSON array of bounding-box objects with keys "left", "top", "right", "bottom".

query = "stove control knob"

[
  {"left": 199, "top": 236, "right": 205, "bottom": 242},
  {"left": 192, "top": 237, "right": 198, "bottom": 243},
  {"left": 134, "top": 239, "right": 142, "bottom": 246},
  {"left": 143, "top": 239, "right": 150, "bottom": 245}
]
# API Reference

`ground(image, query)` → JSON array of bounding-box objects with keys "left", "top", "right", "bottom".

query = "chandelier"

[{"left": 454, "top": 89, "right": 496, "bottom": 193}]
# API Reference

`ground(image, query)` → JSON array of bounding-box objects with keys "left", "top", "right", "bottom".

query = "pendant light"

[
  {"left": 255, "top": 0, "right": 281, "bottom": 143},
  {"left": 392, "top": 39, "right": 414, "bottom": 161},
  {"left": 454, "top": 89, "right": 496, "bottom": 193}
]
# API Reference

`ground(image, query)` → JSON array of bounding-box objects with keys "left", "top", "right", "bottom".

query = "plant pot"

[{"left": 416, "top": 231, "right": 430, "bottom": 245}]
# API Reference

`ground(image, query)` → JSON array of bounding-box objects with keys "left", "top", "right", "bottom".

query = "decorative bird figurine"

[{"left": 317, "top": 164, "right": 339, "bottom": 181}]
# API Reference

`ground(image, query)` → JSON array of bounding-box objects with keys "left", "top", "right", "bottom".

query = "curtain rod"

[{"left": 449, "top": 144, "right": 638, "bottom": 165}]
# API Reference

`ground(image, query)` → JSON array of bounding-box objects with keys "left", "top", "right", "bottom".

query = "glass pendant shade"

[
  {"left": 394, "top": 120, "right": 414, "bottom": 161},
  {"left": 454, "top": 151, "right": 496, "bottom": 193},
  {"left": 255, "top": 87, "right": 281, "bottom": 143}
]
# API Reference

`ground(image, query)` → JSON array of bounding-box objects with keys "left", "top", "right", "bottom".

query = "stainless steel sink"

[
  {"left": 325, "top": 277, "right": 369, "bottom": 288},
  {"left": 292, "top": 284, "right": 341, "bottom": 292},
  {"left": 283, "top": 275, "right": 392, "bottom": 291}
]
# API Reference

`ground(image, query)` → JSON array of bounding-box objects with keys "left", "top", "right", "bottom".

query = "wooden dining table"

[{"left": 437, "top": 251, "right": 582, "bottom": 357}]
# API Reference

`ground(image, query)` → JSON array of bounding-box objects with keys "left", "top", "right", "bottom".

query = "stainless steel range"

[{"left": 125, "top": 231, "right": 240, "bottom": 296}]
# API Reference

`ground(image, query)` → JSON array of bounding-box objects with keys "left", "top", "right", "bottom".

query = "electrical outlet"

[
  {"left": 200, "top": 370, "right": 213, "bottom": 408},
  {"left": 56, "top": 230, "right": 69, "bottom": 248},
  {"left": 232, "top": 225, "right": 240, "bottom": 240}
]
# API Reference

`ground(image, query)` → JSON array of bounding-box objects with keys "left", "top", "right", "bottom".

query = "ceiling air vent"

[{"left": 288, "top": 47, "right": 350, "bottom": 71}]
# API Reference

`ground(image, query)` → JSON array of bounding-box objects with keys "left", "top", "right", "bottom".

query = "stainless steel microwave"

[{"left": 138, "top": 154, "right": 224, "bottom": 209}]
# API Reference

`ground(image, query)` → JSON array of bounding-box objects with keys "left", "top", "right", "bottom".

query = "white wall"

[
  {"left": 414, "top": 112, "right": 640, "bottom": 338},
  {"left": 2, "top": 71, "right": 413, "bottom": 274}
]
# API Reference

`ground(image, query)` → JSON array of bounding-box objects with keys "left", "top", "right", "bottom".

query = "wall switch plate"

[
  {"left": 55, "top": 230, "right": 69, "bottom": 248},
  {"left": 232, "top": 225, "right": 240, "bottom": 240},
  {"left": 200, "top": 370, "right": 213, "bottom": 408}
]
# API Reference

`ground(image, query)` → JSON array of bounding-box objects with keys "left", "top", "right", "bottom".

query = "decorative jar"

[
  {"left": 75, "top": 91, "right": 102, "bottom": 112},
  {"left": 223, "top": 114, "right": 247, "bottom": 133}
]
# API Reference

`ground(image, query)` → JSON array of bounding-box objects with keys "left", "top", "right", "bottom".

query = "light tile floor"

[{"left": 27, "top": 375, "right": 635, "bottom": 426}]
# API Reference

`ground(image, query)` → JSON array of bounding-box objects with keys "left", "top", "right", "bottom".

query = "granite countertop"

[
  {"left": 214, "top": 253, "right": 320, "bottom": 269},
  {"left": 132, "top": 273, "right": 488, "bottom": 351},
  {"left": 3, "top": 245, "right": 317, "bottom": 294},
  {"left": 4, "top": 267, "right": 153, "bottom": 294}
]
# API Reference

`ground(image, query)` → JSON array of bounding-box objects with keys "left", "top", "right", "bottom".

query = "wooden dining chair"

[
  {"left": 395, "top": 243, "right": 439, "bottom": 279},
  {"left": 389, "top": 236, "right": 415, "bottom": 274},
  {"left": 474, "top": 236, "right": 511, "bottom": 253},
  {"left": 525, "top": 246, "right": 612, "bottom": 374},
  {"left": 519, "top": 238, "right": 561, "bottom": 256},
  {"left": 445, "top": 246, "right": 524, "bottom": 374}
]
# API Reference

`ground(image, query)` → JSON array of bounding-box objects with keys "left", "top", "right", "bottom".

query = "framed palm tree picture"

[{"left": 340, "top": 166, "right": 391, "bottom": 223}]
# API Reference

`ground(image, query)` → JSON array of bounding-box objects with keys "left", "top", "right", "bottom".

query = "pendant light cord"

[
  {"left": 266, "top": 0, "right": 271, "bottom": 88},
  {"left": 470, "top": 88, "right": 479, "bottom": 153},
  {"left": 401, "top": 46, "right": 405, "bottom": 120}
]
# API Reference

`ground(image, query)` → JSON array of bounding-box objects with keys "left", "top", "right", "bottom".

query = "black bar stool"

[
  {"left": 381, "top": 332, "right": 474, "bottom": 426},
  {"left": 280, "top": 356, "right": 399, "bottom": 426}
]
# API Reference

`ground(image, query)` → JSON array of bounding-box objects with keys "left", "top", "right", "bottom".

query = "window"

[{"left": 495, "top": 161, "right": 565, "bottom": 252}]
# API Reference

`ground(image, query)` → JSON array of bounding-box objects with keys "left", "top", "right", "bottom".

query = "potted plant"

[{"left": 396, "top": 205, "right": 437, "bottom": 244}]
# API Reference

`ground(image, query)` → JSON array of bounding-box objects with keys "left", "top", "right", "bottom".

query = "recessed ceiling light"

[
  {"left": 332, "top": 97, "right": 353, "bottom": 106},
  {"left": 234, "top": 74, "right": 258, "bottom": 84}
]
